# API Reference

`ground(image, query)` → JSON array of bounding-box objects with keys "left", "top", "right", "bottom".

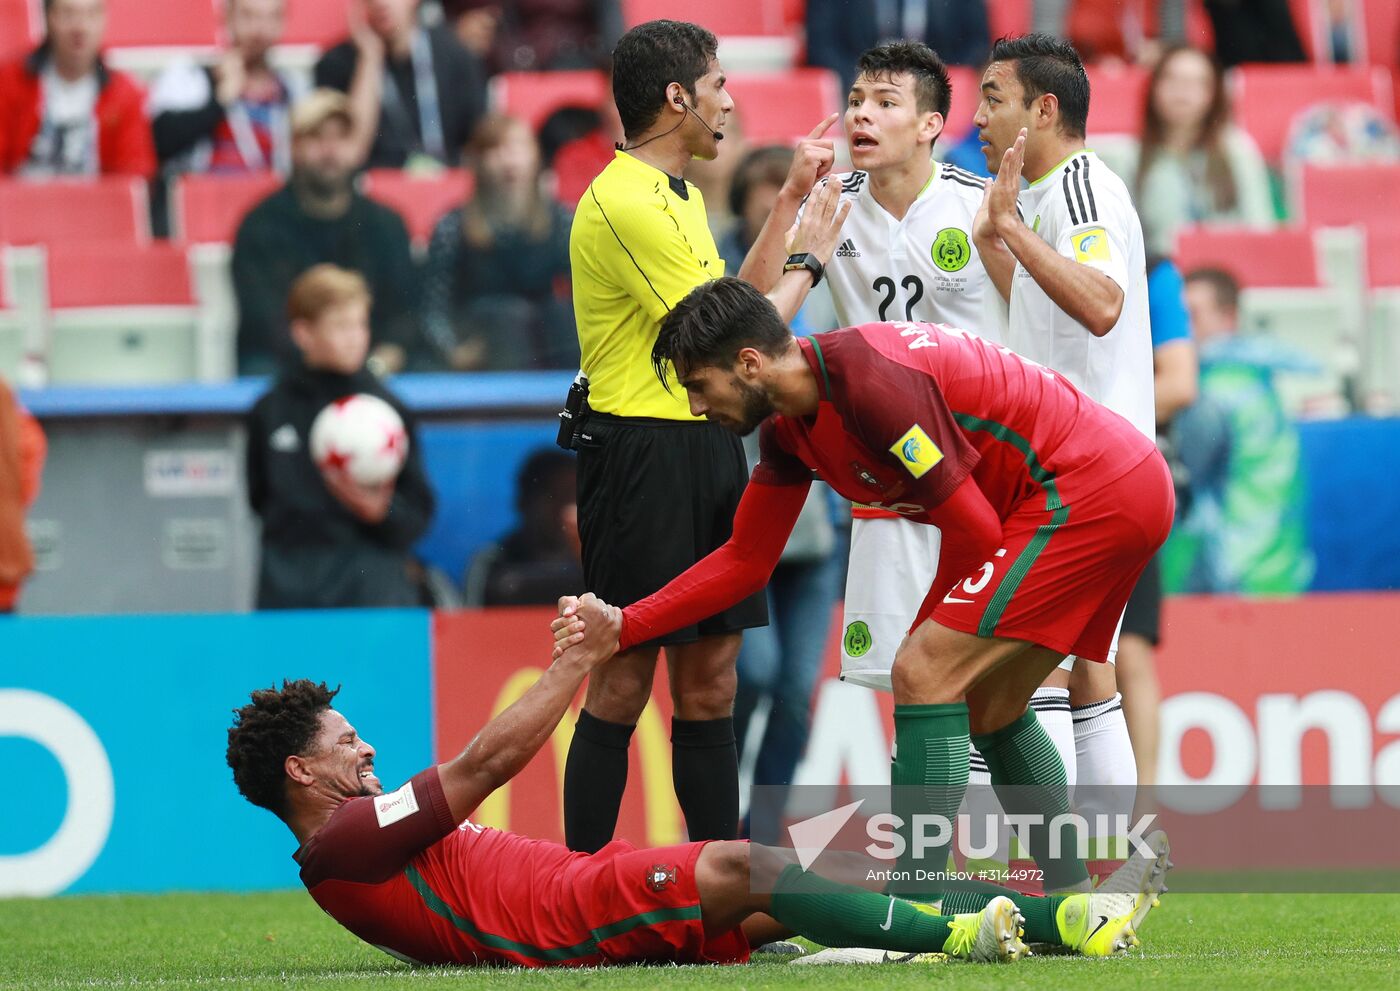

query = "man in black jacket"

[
  {"left": 246, "top": 264, "right": 435, "bottom": 609},
  {"left": 232, "top": 90, "right": 421, "bottom": 375}
]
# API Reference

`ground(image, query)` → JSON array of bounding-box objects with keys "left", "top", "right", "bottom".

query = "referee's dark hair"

[
  {"left": 855, "top": 42, "right": 953, "bottom": 123},
  {"left": 653, "top": 277, "right": 791, "bottom": 385},
  {"left": 612, "top": 20, "right": 718, "bottom": 141},
  {"left": 988, "top": 33, "right": 1090, "bottom": 139}
]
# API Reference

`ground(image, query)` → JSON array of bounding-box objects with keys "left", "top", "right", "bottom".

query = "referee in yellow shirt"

[{"left": 563, "top": 19, "right": 846, "bottom": 852}]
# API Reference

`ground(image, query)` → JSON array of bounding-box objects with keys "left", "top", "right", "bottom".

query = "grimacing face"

[
  {"left": 676, "top": 358, "right": 774, "bottom": 435},
  {"left": 298, "top": 709, "right": 382, "bottom": 801}
]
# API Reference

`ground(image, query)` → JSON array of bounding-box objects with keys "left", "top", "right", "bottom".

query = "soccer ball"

[{"left": 309, "top": 393, "right": 409, "bottom": 486}]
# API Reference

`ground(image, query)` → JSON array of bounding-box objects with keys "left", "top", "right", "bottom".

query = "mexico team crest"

[
  {"left": 931, "top": 228, "right": 971, "bottom": 272},
  {"left": 844, "top": 621, "right": 873, "bottom": 658},
  {"left": 646, "top": 864, "right": 677, "bottom": 892}
]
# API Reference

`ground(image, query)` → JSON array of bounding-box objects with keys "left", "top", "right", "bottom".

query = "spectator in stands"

[
  {"left": 0, "top": 0, "right": 154, "bottom": 176},
  {"left": 718, "top": 145, "right": 838, "bottom": 336},
  {"left": 551, "top": 67, "right": 624, "bottom": 206},
  {"left": 1203, "top": 0, "right": 1306, "bottom": 67},
  {"left": 463, "top": 448, "right": 584, "bottom": 606},
  {"left": 806, "top": 0, "right": 989, "bottom": 92},
  {"left": 1033, "top": 0, "right": 1187, "bottom": 62},
  {"left": 0, "top": 378, "right": 45, "bottom": 615},
  {"left": 233, "top": 89, "right": 421, "bottom": 376},
  {"left": 315, "top": 0, "right": 487, "bottom": 170},
  {"left": 421, "top": 114, "right": 577, "bottom": 370},
  {"left": 444, "top": 0, "right": 622, "bottom": 74},
  {"left": 246, "top": 264, "right": 435, "bottom": 610},
  {"left": 148, "top": 0, "right": 301, "bottom": 177},
  {"left": 1127, "top": 45, "right": 1275, "bottom": 257},
  {"left": 1165, "top": 267, "right": 1316, "bottom": 595}
]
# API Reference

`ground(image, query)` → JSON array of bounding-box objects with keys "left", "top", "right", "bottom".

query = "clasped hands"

[{"left": 550, "top": 593, "right": 623, "bottom": 667}]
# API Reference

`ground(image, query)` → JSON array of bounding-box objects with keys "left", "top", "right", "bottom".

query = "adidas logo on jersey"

[{"left": 835, "top": 238, "right": 860, "bottom": 258}]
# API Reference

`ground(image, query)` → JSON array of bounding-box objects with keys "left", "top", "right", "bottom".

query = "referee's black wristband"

[{"left": 783, "top": 252, "right": 824, "bottom": 287}]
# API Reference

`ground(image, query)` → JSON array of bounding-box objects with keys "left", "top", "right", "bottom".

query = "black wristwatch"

[{"left": 783, "top": 252, "right": 825, "bottom": 287}]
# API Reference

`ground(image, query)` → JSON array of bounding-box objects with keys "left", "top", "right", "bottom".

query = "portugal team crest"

[
  {"left": 646, "top": 864, "right": 678, "bottom": 892},
  {"left": 844, "top": 620, "right": 873, "bottom": 658},
  {"left": 931, "top": 228, "right": 971, "bottom": 272}
]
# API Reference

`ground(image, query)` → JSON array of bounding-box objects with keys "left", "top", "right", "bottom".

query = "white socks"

[{"left": 1073, "top": 692, "right": 1138, "bottom": 861}]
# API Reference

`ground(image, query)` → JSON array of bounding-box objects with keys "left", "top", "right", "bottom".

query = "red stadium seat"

[
  {"left": 1232, "top": 64, "right": 1396, "bottom": 162},
  {"left": 622, "top": 0, "right": 789, "bottom": 35},
  {"left": 1085, "top": 63, "right": 1149, "bottom": 135},
  {"left": 1368, "top": 229, "right": 1400, "bottom": 288},
  {"left": 171, "top": 172, "right": 282, "bottom": 245},
  {"left": 987, "top": 0, "right": 1032, "bottom": 41},
  {"left": 0, "top": 0, "right": 36, "bottom": 65},
  {"left": 0, "top": 177, "right": 148, "bottom": 246},
  {"left": 280, "top": 0, "right": 349, "bottom": 48},
  {"left": 1173, "top": 226, "right": 1320, "bottom": 287},
  {"left": 45, "top": 243, "right": 193, "bottom": 308},
  {"left": 102, "top": 0, "right": 218, "bottom": 49},
  {"left": 363, "top": 168, "right": 476, "bottom": 245},
  {"left": 491, "top": 71, "right": 609, "bottom": 132},
  {"left": 945, "top": 65, "right": 981, "bottom": 143},
  {"left": 1298, "top": 163, "right": 1400, "bottom": 235},
  {"left": 726, "top": 69, "right": 843, "bottom": 146}
]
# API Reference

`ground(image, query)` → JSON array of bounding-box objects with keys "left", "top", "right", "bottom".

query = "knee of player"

[{"left": 671, "top": 679, "right": 737, "bottom": 721}]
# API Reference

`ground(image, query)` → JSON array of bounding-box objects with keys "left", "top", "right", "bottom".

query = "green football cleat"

[
  {"left": 942, "top": 895, "right": 1029, "bottom": 963},
  {"left": 1055, "top": 891, "right": 1146, "bottom": 956}
]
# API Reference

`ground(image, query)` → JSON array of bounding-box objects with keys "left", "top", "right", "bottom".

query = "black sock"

[
  {"left": 671, "top": 716, "right": 739, "bottom": 841},
  {"left": 563, "top": 709, "right": 635, "bottom": 853}
]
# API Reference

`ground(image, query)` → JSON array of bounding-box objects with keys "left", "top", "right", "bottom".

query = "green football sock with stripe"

[
  {"left": 973, "top": 708, "right": 1090, "bottom": 892},
  {"left": 890, "top": 703, "right": 970, "bottom": 893},
  {"left": 770, "top": 865, "right": 959, "bottom": 952}
]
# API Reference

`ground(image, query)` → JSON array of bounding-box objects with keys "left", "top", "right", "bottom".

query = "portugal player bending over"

[
  {"left": 225, "top": 661, "right": 1155, "bottom": 967},
  {"left": 554, "top": 271, "right": 1173, "bottom": 915}
]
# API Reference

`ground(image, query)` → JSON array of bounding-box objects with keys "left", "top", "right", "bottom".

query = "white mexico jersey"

[
  {"left": 818, "top": 163, "right": 994, "bottom": 337},
  {"left": 1007, "top": 150, "right": 1154, "bottom": 439}
]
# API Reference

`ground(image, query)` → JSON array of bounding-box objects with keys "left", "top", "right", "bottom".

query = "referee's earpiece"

[{"left": 672, "top": 93, "right": 724, "bottom": 141}]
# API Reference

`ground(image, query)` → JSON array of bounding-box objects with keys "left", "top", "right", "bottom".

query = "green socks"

[
  {"left": 891, "top": 703, "right": 970, "bottom": 889},
  {"left": 973, "top": 708, "right": 1090, "bottom": 891},
  {"left": 770, "top": 865, "right": 958, "bottom": 952}
]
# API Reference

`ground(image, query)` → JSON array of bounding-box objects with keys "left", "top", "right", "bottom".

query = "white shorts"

[
  {"left": 1056, "top": 612, "right": 1123, "bottom": 670},
  {"left": 840, "top": 515, "right": 941, "bottom": 691}
]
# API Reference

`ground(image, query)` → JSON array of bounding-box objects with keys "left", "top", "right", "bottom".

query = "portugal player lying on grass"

[
  {"left": 225, "top": 669, "right": 1156, "bottom": 968},
  {"left": 552, "top": 272, "right": 1174, "bottom": 914}
]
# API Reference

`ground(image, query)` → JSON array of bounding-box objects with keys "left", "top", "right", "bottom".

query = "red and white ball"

[{"left": 309, "top": 393, "right": 409, "bottom": 486}]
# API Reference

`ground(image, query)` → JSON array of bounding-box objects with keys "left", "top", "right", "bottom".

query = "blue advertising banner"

[{"left": 0, "top": 610, "right": 433, "bottom": 894}]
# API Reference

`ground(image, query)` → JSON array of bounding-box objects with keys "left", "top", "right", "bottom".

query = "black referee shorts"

[
  {"left": 1120, "top": 552, "right": 1162, "bottom": 646},
  {"left": 576, "top": 412, "right": 768, "bottom": 647}
]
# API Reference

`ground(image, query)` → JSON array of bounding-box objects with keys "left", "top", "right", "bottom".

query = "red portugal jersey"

[
  {"left": 753, "top": 322, "right": 1156, "bottom": 521},
  {"left": 295, "top": 768, "right": 745, "bottom": 968}
]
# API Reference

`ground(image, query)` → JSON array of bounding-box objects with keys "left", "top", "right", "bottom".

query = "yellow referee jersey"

[{"left": 570, "top": 151, "right": 723, "bottom": 419}]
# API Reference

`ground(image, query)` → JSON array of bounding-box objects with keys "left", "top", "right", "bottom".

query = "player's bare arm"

[
  {"left": 988, "top": 129, "right": 1125, "bottom": 337},
  {"left": 765, "top": 173, "right": 851, "bottom": 323},
  {"left": 736, "top": 113, "right": 840, "bottom": 293},
  {"left": 973, "top": 175, "right": 1017, "bottom": 302},
  {"left": 434, "top": 621, "right": 602, "bottom": 823}
]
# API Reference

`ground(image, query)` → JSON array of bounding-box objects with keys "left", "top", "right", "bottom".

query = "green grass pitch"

[{"left": 4, "top": 891, "right": 1398, "bottom": 990}]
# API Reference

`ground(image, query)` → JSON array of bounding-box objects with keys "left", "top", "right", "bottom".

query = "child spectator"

[{"left": 245, "top": 264, "right": 435, "bottom": 609}]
